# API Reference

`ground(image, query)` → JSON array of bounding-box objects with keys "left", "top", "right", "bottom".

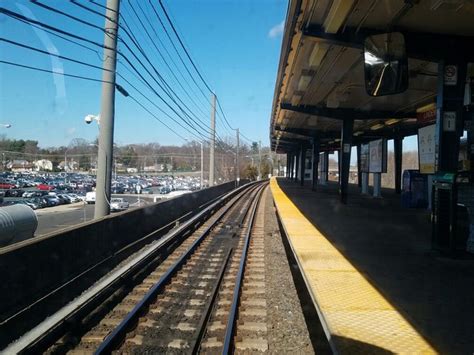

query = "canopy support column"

[
  {"left": 311, "top": 137, "right": 320, "bottom": 191},
  {"left": 394, "top": 137, "right": 403, "bottom": 194},
  {"left": 340, "top": 118, "right": 354, "bottom": 203},
  {"left": 356, "top": 144, "right": 362, "bottom": 188},
  {"left": 300, "top": 144, "right": 306, "bottom": 186}
]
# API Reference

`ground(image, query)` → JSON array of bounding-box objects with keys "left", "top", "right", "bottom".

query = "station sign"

[
  {"left": 443, "top": 111, "right": 456, "bottom": 132},
  {"left": 369, "top": 139, "right": 387, "bottom": 173},
  {"left": 319, "top": 152, "right": 327, "bottom": 174},
  {"left": 417, "top": 108, "right": 436, "bottom": 124},
  {"left": 444, "top": 65, "right": 458, "bottom": 86},
  {"left": 360, "top": 144, "right": 369, "bottom": 173},
  {"left": 418, "top": 124, "right": 436, "bottom": 174}
]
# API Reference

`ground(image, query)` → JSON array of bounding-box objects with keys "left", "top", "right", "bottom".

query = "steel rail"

[
  {"left": 3, "top": 182, "right": 258, "bottom": 354},
  {"left": 94, "top": 183, "right": 262, "bottom": 354},
  {"left": 221, "top": 183, "right": 267, "bottom": 354}
]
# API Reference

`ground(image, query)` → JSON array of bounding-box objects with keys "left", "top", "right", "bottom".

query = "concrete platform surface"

[{"left": 272, "top": 177, "right": 474, "bottom": 354}]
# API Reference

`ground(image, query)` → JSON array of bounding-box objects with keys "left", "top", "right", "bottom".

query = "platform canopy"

[{"left": 270, "top": 0, "right": 474, "bottom": 153}]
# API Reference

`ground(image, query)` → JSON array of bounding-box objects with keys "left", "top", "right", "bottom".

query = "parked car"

[
  {"left": 56, "top": 194, "right": 72, "bottom": 204},
  {"left": 37, "top": 184, "right": 54, "bottom": 191},
  {"left": 0, "top": 181, "right": 16, "bottom": 189},
  {"left": 5, "top": 189, "right": 25, "bottom": 197},
  {"left": 111, "top": 185, "right": 125, "bottom": 194},
  {"left": 13, "top": 200, "right": 39, "bottom": 210},
  {"left": 31, "top": 197, "right": 47, "bottom": 209},
  {"left": 85, "top": 191, "right": 96, "bottom": 204},
  {"left": 68, "top": 193, "right": 82, "bottom": 202},
  {"left": 42, "top": 195, "right": 60, "bottom": 207},
  {"left": 142, "top": 188, "right": 154, "bottom": 194},
  {"left": 110, "top": 198, "right": 129, "bottom": 212}
]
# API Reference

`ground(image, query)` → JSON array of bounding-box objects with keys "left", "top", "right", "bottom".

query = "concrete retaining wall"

[{"left": 0, "top": 181, "right": 244, "bottom": 324}]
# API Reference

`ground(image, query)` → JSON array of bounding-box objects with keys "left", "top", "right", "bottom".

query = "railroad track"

[{"left": 4, "top": 181, "right": 271, "bottom": 354}]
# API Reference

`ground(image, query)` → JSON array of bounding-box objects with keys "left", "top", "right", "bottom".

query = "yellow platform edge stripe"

[{"left": 270, "top": 177, "right": 436, "bottom": 354}]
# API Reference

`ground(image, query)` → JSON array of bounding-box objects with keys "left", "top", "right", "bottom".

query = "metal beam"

[
  {"left": 340, "top": 118, "right": 354, "bottom": 203},
  {"left": 281, "top": 103, "right": 416, "bottom": 120},
  {"left": 311, "top": 137, "right": 320, "bottom": 191},
  {"left": 303, "top": 25, "right": 474, "bottom": 62},
  {"left": 300, "top": 144, "right": 306, "bottom": 186},
  {"left": 394, "top": 137, "right": 403, "bottom": 194}
]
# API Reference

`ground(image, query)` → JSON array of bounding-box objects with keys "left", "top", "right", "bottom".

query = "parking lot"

[
  {"left": 0, "top": 171, "right": 203, "bottom": 239},
  {"left": 34, "top": 194, "right": 154, "bottom": 236}
]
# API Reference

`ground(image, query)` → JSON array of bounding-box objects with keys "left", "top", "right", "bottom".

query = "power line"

[
  {"left": 10, "top": 15, "right": 105, "bottom": 60},
  {"left": 0, "top": 60, "right": 111, "bottom": 84},
  {"left": 0, "top": 37, "right": 111, "bottom": 73},
  {"left": 113, "top": 10, "right": 228, "bottom": 143},
  {"left": 117, "top": 39, "right": 210, "bottom": 141},
  {"left": 147, "top": 0, "right": 210, "bottom": 104},
  {"left": 128, "top": 95, "right": 187, "bottom": 141},
  {"left": 156, "top": 1, "right": 255, "bottom": 142},
  {"left": 118, "top": 72, "right": 203, "bottom": 141},
  {"left": 30, "top": 0, "right": 104, "bottom": 32},
  {"left": 158, "top": 0, "right": 213, "bottom": 93},
  {"left": 0, "top": 7, "right": 112, "bottom": 51},
  {"left": 131, "top": 1, "right": 212, "bottom": 122},
  {"left": 87, "top": 0, "right": 118, "bottom": 13},
  {"left": 125, "top": 1, "right": 220, "bottom": 138},
  {"left": 1, "top": 5, "right": 218, "bottom": 143}
]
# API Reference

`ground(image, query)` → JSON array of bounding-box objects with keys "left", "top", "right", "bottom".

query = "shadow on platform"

[{"left": 277, "top": 178, "right": 474, "bottom": 354}]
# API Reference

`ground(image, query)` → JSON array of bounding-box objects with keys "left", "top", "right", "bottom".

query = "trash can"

[{"left": 401, "top": 170, "right": 428, "bottom": 208}]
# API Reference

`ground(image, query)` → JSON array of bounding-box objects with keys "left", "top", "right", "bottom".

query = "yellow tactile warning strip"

[{"left": 270, "top": 178, "right": 436, "bottom": 354}]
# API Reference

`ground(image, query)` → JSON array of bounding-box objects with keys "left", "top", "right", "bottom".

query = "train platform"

[{"left": 270, "top": 177, "right": 474, "bottom": 354}]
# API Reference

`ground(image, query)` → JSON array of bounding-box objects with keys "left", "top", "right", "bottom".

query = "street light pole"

[
  {"left": 95, "top": 0, "right": 120, "bottom": 218},
  {"left": 236, "top": 128, "right": 240, "bottom": 186},
  {"left": 209, "top": 93, "right": 216, "bottom": 186},
  {"left": 200, "top": 141, "right": 204, "bottom": 189},
  {"left": 258, "top": 140, "right": 262, "bottom": 180}
]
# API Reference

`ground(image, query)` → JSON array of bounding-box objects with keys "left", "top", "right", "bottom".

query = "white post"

[
  {"left": 200, "top": 141, "right": 204, "bottom": 189},
  {"left": 361, "top": 172, "right": 369, "bottom": 194},
  {"left": 209, "top": 93, "right": 216, "bottom": 186},
  {"left": 373, "top": 173, "right": 382, "bottom": 198},
  {"left": 95, "top": 0, "right": 120, "bottom": 218}
]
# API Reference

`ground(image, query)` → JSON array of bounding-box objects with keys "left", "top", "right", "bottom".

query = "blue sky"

[{"left": 0, "top": 0, "right": 288, "bottom": 148}]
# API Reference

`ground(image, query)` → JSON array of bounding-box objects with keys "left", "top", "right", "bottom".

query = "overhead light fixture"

[
  {"left": 323, "top": 0, "right": 355, "bottom": 34},
  {"left": 307, "top": 117, "right": 318, "bottom": 127},
  {"left": 297, "top": 75, "right": 312, "bottom": 91},
  {"left": 370, "top": 123, "right": 385, "bottom": 130},
  {"left": 308, "top": 43, "right": 328, "bottom": 69},
  {"left": 353, "top": 131, "right": 364, "bottom": 136},
  {"left": 416, "top": 103, "right": 436, "bottom": 113},
  {"left": 404, "top": 118, "right": 418, "bottom": 123},
  {"left": 291, "top": 95, "right": 302, "bottom": 106},
  {"left": 385, "top": 118, "right": 401, "bottom": 126},
  {"left": 326, "top": 96, "right": 340, "bottom": 108},
  {"left": 334, "top": 138, "right": 341, "bottom": 142}
]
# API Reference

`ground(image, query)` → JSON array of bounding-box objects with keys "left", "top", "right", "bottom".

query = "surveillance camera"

[{"left": 85, "top": 115, "right": 93, "bottom": 124}]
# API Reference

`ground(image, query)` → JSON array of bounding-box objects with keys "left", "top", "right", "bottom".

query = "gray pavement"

[
  {"left": 277, "top": 178, "right": 474, "bottom": 354},
  {"left": 35, "top": 195, "right": 154, "bottom": 236}
]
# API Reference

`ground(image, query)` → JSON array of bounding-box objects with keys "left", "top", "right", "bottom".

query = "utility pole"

[
  {"left": 200, "top": 141, "right": 204, "bottom": 189},
  {"left": 209, "top": 93, "right": 216, "bottom": 187},
  {"left": 236, "top": 128, "right": 240, "bottom": 186},
  {"left": 95, "top": 0, "right": 120, "bottom": 218},
  {"left": 258, "top": 140, "right": 262, "bottom": 180}
]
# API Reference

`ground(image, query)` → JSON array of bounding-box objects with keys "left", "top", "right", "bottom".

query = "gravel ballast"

[{"left": 263, "top": 188, "right": 314, "bottom": 353}]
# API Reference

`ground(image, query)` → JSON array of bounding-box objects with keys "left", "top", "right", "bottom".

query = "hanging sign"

[
  {"left": 417, "top": 108, "right": 436, "bottom": 124},
  {"left": 369, "top": 139, "right": 387, "bottom": 173},
  {"left": 444, "top": 65, "right": 458, "bottom": 86},
  {"left": 418, "top": 124, "right": 436, "bottom": 174},
  {"left": 443, "top": 111, "right": 456, "bottom": 132},
  {"left": 360, "top": 144, "right": 369, "bottom": 173}
]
